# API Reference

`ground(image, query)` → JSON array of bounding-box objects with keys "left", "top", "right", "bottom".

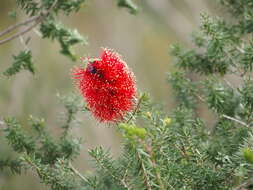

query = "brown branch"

[
  {"left": 222, "top": 114, "right": 249, "bottom": 128},
  {"left": 0, "top": 0, "right": 58, "bottom": 45},
  {"left": 69, "top": 163, "right": 90, "bottom": 184},
  {"left": 0, "top": 21, "right": 40, "bottom": 45},
  {"left": 0, "top": 15, "right": 40, "bottom": 38}
]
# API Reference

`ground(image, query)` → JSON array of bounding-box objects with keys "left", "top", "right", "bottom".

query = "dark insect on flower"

[
  {"left": 87, "top": 64, "right": 97, "bottom": 74},
  {"left": 72, "top": 48, "right": 136, "bottom": 122}
]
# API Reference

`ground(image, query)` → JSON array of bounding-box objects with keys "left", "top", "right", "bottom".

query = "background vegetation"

[{"left": 0, "top": 0, "right": 238, "bottom": 189}]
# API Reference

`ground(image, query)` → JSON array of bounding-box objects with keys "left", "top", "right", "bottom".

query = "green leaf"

[
  {"left": 40, "top": 20, "right": 87, "bottom": 61},
  {"left": 3, "top": 117, "right": 36, "bottom": 154},
  {"left": 117, "top": 0, "right": 138, "bottom": 14},
  {"left": 16, "top": 0, "right": 39, "bottom": 16},
  {"left": 4, "top": 50, "right": 34, "bottom": 77}
]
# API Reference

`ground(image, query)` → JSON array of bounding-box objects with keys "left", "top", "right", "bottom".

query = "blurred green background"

[{"left": 0, "top": 0, "right": 215, "bottom": 189}]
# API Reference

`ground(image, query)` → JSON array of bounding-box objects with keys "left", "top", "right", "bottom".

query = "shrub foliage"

[{"left": 2, "top": 0, "right": 253, "bottom": 190}]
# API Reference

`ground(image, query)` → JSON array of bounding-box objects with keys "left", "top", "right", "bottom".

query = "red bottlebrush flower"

[{"left": 72, "top": 48, "right": 136, "bottom": 122}]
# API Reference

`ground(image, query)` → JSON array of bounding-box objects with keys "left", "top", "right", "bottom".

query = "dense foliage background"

[{"left": 3, "top": 0, "right": 253, "bottom": 190}]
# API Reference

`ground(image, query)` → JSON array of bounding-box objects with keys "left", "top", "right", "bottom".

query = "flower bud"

[{"left": 243, "top": 147, "right": 253, "bottom": 164}]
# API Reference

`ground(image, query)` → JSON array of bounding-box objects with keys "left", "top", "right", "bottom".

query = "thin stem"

[
  {"left": 223, "top": 78, "right": 235, "bottom": 89},
  {"left": 0, "top": 0, "right": 58, "bottom": 45},
  {"left": 24, "top": 156, "right": 41, "bottom": 173},
  {"left": 0, "top": 21, "right": 40, "bottom": 45},
  {"left": 142, "top": 141, "right": 173, "bottom": 190},
  {"left": 224, "top": 49, "right": 237, "bottom": 67},
  {"left": 222, "top": 114, "right": 249, "bottom": 128},
  {"left": 136, "top": 150, "right": 152, "bottom": 190},
  {"left": 25, "top": 157, "right": 91, "bottom": 189},
  {"left": 126, "top": 95, "right": 145, "bottom": 124},
  {"left": 121, "top": 178, "right": 131, "bottom": 190},
  {"left": 195, "top": 94, "right": 205, "bottom": 102},
  {"left": 0, "top": 15, "right": 40, "bottom": 37},
  {"left": 152, "top": 160, "right": 166, "bottom": 190},
  {"left": 0, "top": 120, "right": 4, "bottom": 126},
  {"left": 19, "top": 36, "right": 29, "bottom": 50},
  {"left": 121, "top": 168, "right": 131, "bottom": 190},
  {"left": 234, "top": 177, "right": 253, "bottom": 190},
  {"left": 92, "top": 155, "right": 131, "bottom": 190},
  {"left": 174, "top": 144, "right": 189, "bottom": 160},
  {"left": 62, "top": 111, "right": 74, "bottom": 137},
  {"left": 33, "top": 28, "right": 42, "bottom": 37},
  {"left": 236, "top": 46, "right": 245, "bottom": 54},
  {"left": 69, "top": 163, "right": 90, "bottom": 184}
]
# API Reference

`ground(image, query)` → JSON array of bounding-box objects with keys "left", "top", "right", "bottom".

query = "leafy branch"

[
  {"left": 0, "top": 0, "right": 58, "bottom": 45},
  {"left": 234, "top": 177, "right": 253, "bottom": 190}
]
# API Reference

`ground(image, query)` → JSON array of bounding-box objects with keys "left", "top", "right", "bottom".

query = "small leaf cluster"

[
  {"left": 4, "top": 50, "right": 34, "bottom": 76},
  {"left": 167, "top": 71, "right": 198, "bottom": 109},
  {"left": 40, "top": 20, "right": 87, "bottom": 61},
  {"left": 119, "top": 123, "right": 147, "bottom": 140},
  {"left": 167, "top": 0, "right": 253, "bottom": 188},
  {"left": 16, "top": 0, "right": 86, "bottom": 16},
  {"left": 22, "top": 155, "right": 79, "bottom": 190},
  {"left": 117, "top": 0, "right": 138, "bottom": 14},
  {"left": 0, "top": 158, "right": 23, "bottom": 174},
  {"left": 0, "top": 94, "right": 83, "bottom": 190}
]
